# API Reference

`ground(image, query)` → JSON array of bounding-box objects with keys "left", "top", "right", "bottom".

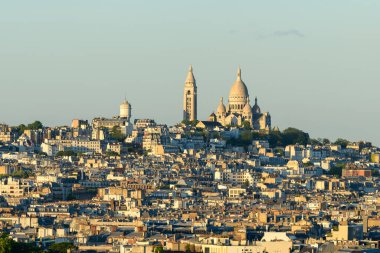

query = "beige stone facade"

[
  {"left": 183, "top": 65, "right": 197, "bottom": 121},
  {"left": 209, "top": 67, "right": 271, "bottom": 131}
]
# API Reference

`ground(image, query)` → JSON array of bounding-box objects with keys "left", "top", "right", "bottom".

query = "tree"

[
  {"left": 334, "top": 138, "right": 350, "bottom": 149},
  {"left": 210, "top": 132, "right": 220, "bottom": 139},
  {"left": 274, "top": 148, "right": 284, "bottom": 156},
  {"left": 282, "top": 127, "right": 309, "bottom": 146},
  {"left": 0, "top": 233, "right": 12, "bottom": 253},
  {"left": 322, "top": 138, "right": 330, "bottom": 145},
  {"left": 0, "top": 233, "right": 42, "bottom": 253},
  {"left": 185, "top": 244, "right": 191, "bottom": 253},
  {"left": 17, "top": 124, "right": 27, "bottom": 135},
  {"left": 303, "top": 161, "right": 314, "bottom": 167},
  {"left": 181, "top": 119, "right": 190, "bottom": 125},
  {"left": 182, "top": 120, "right": 198, "bottom": 127},
  {"left": 110, "top": 126, "right": 125, "bottom": 142},
  {"left": 310, "top": 138, "right": 321, "bottom": 145},
  {"left": 240, "top": 130, "right": 253, "bottom": 144},
  {"left": 11, "top": 169, "right": 31, "bottom": 178},
  {"left": 27, "top": 121, "right": 43, "bottom": 130},
  {"left": 329, "top": 164, "right": 344, "bottom": 178},
  {"left": 154, "top": 246, "right": 164, "bottom": 253},
  {"left": 56, "top": 150, "right": 77, "bottom": 157},
  {"left": 268, "top": 131, "right": 283, "bottom": 148},
  {"left": 106, "top": 151, "right": 119, "bottom": 157},
  {"left": 242, "top": 121, "right": 251, "bottom": 130},
  {"left": 243, "top": 179, "right": 250, "bottom": 189},
  {"left": 48, "top": 242, "right": 76, "bottom": 253},
  {"left": 15, "top": 121, "right": 43, "bottom": 136}
]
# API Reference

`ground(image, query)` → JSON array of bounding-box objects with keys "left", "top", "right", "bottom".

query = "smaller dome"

[
  {"left": 243, "top": 100, "right": 252, "bottom": 114},
  {"left": 252, "top": 97, "right": 261, "bottom": 114},
  {"left": 216, "top": 97, "right": 226, "bottom": 114}
]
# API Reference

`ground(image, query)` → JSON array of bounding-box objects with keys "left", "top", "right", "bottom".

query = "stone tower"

[
  {"left": 120, "top": 99, "right": 131, "bottom": 122},
  {"left": 183, "top": 65, "right": 197, "bottom": 122}
]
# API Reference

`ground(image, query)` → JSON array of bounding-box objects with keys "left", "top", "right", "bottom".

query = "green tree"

[
  {"left": 48, "top": 242, "right": 76, "bottom": 253},
  {"left": 185, "top": 244, "right": 191, "bottom": 253},
  {"left": 106, "top": 151, "right": 119, "bottom": 156},
  {"left": 56, "top": 150, "right": 77, "bottom": 157},
  {"left": 334, "top": 138, "right": 350, "bottom": 149},
  {"left": 15, "top": 121, "right": 43, "bottom": 136},
  {"left": 181, "top": 119, "right": 190, "bottom": 125},
  {"left": 17, "top": 124, "right": 27, "bottom": 135},
  {"left": 182, "top": 120, "right": 198, "bottom": 127},
  {"left": 0, "top": 233, "right": 42, "bottom": 253},
  {"left": 210, "top": 132, "right": 220, "bottom": 139},
  {"left": 11, "top": 169, "right": 31, "bottom": 178},
  {"left": 274, "top": 148, "right": 284, "bottom": 156},
  {"left": 329, "top": 164, "right": 345, "bottom": 178},
  {"left": 322, "top": 138, "right": 330, "bottom": 145},
  {"left": 154, "top": 246, "right": 164, "bottom": 253},
  {"left": 268, "top": 131, "right": 283, "bottom": 148},
  {"left": 243, "top": 179, "right": 250, "bottom": 189},
  {"left": 110, "top": 126, "right": 125, "bottom": 142},
  {"left": 240, "top": 130, "right": 253, "bottom": 144},
  {"left": 242, "top": 121, "right": 251, "bottom": 130},
  {"left": 0, "top": 233, "right": 12, "bottom": 253},
  {"left": 282, "top": 127, "right": 309, "bottom": 146},
  {"left": 27, "top": 121, "right": 43, "bottom": 130},
  {"left": 310, "top": 138, "right": 321, "bottom": 145}
]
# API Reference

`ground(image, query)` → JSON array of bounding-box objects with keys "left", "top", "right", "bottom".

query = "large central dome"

[{"left": 228, "top": 67, "right": 249, "bottom": 99}]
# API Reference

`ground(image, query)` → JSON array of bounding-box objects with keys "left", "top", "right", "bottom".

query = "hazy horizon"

[{"left": 0, "top": 1, "right": 379, "bottom": 145}]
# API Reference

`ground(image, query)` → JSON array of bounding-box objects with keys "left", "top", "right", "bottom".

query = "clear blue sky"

[{"left": 0, "top": 1, "right": 379, "bottom": 145}]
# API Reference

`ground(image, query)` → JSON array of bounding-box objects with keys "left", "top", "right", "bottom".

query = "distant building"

[
  {"left": 342, "top": 164, "right": 372, "bottom": 178},
  {"left": 92, "top": 98, "right": 133, "bottom": 139},
  {"left": 342, "top": 168, "right": 372, "bottom": 178},
  {"left": 0, "top": 177, "right": 30, "bottom": 197},
  {"left": 329, "top": 221, "right": 363, "bottom": 241},
  {"left": 209, "top": 67, "right": 271, "bottom": 131},
  {"left": 119, "top": 99, "right": 132, "bottom": 121},
  {"left": 183, "top": 65, "right": 197, "bottom": 122},
  {"left": 371, "top": 153, "right": 380, "bottom": 163}
]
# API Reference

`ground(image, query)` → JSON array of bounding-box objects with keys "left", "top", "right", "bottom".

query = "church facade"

[{"left": 208, "top": 67, "right": 271, "bottom": 132}]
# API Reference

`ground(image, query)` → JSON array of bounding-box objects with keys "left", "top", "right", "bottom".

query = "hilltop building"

[
  {"left": 209, "top": 67, "right": 271, "bottom": 132},
  {"left": 92, "top": 99, "right": 133, "bottom": 139}
]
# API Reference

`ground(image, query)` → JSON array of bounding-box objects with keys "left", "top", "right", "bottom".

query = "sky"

[{"left": 0, "top": 0, "right": 379, "bottom": 145}]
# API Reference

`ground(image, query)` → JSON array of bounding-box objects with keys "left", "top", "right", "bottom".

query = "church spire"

[
  {"left": 237, "top": 66, "right": 241, "bottom": 80},
  {"left": 185, "top": 65, "right": 195, "bottom": 85}
]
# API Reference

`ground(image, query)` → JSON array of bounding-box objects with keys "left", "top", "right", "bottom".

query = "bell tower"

[{"left": 183, "top": 65, "right": 197, "bottom": 122}]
